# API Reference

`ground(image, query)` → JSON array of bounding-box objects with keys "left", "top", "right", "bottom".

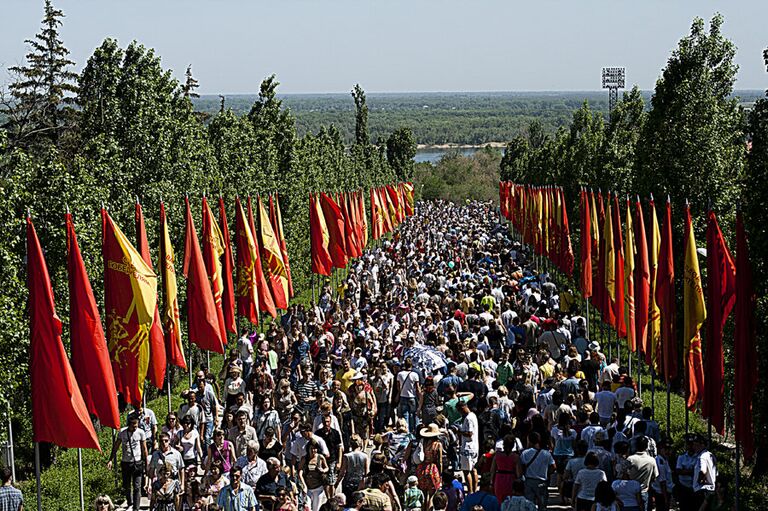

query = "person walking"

[
  {"left": 107, "top": 413, "right": 148, "bottom": 511},
  {"left": 0, "top": 468, "right": 22, "bottom": 511}
]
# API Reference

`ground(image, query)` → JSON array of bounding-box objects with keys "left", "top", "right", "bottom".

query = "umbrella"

[{"left": 403, "top": 343, "right": 448, "bottom": 374}]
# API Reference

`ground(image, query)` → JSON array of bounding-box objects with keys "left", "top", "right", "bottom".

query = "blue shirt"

[
  {"left": 217, "top": 483, "right": 259, "bottom": 511},
  {"left": 0, "top": 485, "right": 23, "bottom": 511},
  {"left": 460, "top": 491, "right": 500, "bottom": 511}
]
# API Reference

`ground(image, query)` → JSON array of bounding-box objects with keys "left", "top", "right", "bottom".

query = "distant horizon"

[
  {"left": 198, "top": 88, "right": 765, "bottom": 97},
  {"left": 3, "top": 1, "right": 767, "bottom": 95}
]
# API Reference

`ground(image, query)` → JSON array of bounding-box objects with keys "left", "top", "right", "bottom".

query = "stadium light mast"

[{"left": 602, "top": 67, "right": 625, "bottom": 114}]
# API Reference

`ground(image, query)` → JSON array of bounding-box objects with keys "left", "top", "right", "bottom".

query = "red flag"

[
  {"left": 66, "top": 213, "right": 120, "bottom": 430},
  {"left": 201, "top": 197, "right": 228, "bottom": 345},
  {"left": 601, "top": 192, "right": 616, "bottom": 327},
  {"left": 310, "top": 193, "right": 333, "bottom": 276},
  {"left": 500, "top": 182, "right": 509, "bottom": 219},
  {"left": 219, "top": 197, "right": 236, "bottom": 334},
  {"left": 702, "top": 210, "right": 735, "bottom": 434},
  {"left": 560, "top": 188, "right": 574, "bottom": 276},
  {"left": 234, "top": 197, "right": 259, "bottom": 324},
  {"left": 379, "top": 187, "right": 395, "bottom": 234},
  {"left": 28, "top": 216, "right": 101, "bottom": 450},
  {"left": 182, "top": 197, "right": 224, "bottom": 354},
  {"left": 159, "top": 202, "right": 186, "bottom": 369},
  {"left": 613, "top": 194, "right": 626, "bottom": 338},
  {"left": 270, "top": 194, "right": 294, "bottom": 298},
  {"left": 247, "top": 196, "right": 277, "bottom": 318},
  {"left": 580, "top": 188, "right": 592, "bottom": 298},
  {"left": 319, "top": 192, "right": 349, "bottom": 268},
  {"left": 735, "top": 211, "right": 758, "bottom": 460},
  {"left": 595, "top": 191, "right": 608, "bottom": 319},
  {"left": 655, "top": 197, "right": 677, "bottom": 383},
  {"left": 339, "top": 192, "right": 360, "bottom": 258},
  {"left": 135, "top": 202, "right": 166, "bottom": 389},
  {"left": 634, "top": 197, "right": 651, "bottom": 363}
]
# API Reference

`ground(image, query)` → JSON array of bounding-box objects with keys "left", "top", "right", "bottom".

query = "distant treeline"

[{"left": 192, "top": 90, "right": 765, "bottom": 146}]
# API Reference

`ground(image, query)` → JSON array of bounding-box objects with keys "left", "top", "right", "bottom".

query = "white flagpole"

[
  {"left": 6, "top": 401, "right": 14, "bottom": 483},
  {"left": 77, "top": 448, "right": 85, "bottom": 511}
]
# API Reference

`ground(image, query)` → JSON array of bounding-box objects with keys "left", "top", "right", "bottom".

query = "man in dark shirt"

[
  {"left": 315, "top": 413, "right": 343, "bottom": 494},
  {"left": 580, "top": 350, "right": 601, "bottom": 391},
  {"left": 458, "top": 367, "right": 487, "bottom": 412},
  {"left": 256, "top": 458, "right": 292, "bottom": 510}
]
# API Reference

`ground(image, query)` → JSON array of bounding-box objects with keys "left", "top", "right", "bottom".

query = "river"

[{"left": 414, "top": 147, "right": 483, "bottom": 163}]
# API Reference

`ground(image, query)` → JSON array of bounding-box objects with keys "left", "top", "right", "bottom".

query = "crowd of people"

[{"left": 81, "top": 200, "right": 722, "bottom": 511}]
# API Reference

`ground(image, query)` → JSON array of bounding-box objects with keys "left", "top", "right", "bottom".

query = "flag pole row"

[
  {"left": 24, "top": 191, "right": 295, "bottom": 469},
  {"left": 499, "top": 181, "right": 757, "bottom": 462}
]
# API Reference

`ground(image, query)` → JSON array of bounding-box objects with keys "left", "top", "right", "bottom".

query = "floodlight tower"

[{"left": 601, "top": 67, "right": 625, "bottom": 113}]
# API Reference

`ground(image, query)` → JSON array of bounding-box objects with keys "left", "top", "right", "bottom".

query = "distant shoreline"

[{"left": 417, "top": 142, "right": 507, "bottom": 150}]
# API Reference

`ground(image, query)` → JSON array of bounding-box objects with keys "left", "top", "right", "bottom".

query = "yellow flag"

[
  {"left": 160, "top": 202, "right": 185, "bottom": 368},
  {"left": 683, "top": 205, "right": 706, "bottom": 407},
  {"left": 649, "top": 199, "right": 662, "bottom": 371}
]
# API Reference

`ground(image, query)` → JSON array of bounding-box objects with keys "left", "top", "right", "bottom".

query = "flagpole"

[
  {"left": 35, "top": 442, "right": 42, "bottom": 511},
  {"left": 77, "top": 448, "right": 85, "bottom": 511},
  {"left": 166, "top": 364, "right": 172, "bottom": 414},
  {"left": 6, "top": 401, "right": 14, "bottom": 483},
  {"left": 637, "top": 352, "right": 642, "bottom": 398},
  {"left": 585, "top": 298, "right": 590, "bottom": 340},
  {"left": 666, "top": 379, "right": 671, "bottom": 439},
  {"left": 735, "top": 441, "right": 741, "bottom": 511},
  {"left": 651, "top": 367, "right": 656, "bottom": 420}
]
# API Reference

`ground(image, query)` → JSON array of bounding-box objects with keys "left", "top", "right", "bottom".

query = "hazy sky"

[{"left": 1, "top": 0, "right": 766, "bottom": 95}]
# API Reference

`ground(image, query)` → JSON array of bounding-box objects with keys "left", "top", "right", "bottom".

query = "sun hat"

[
  {"left": 419, "top": 423, "right": 443, "bottom": 438},
  {"left": 350, "top": 372, "right": 366, "bottom": 381}
]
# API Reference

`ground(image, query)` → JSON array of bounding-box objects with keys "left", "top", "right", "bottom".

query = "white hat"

[
  {"left": 419, "top": 423, "right": 443, "bottom": 438},
  {"left": 351, "top": 372, "right": 366, "bottom": 381},
  {"left": 588, "top": 341, "right": 601, "bottom": 352}
]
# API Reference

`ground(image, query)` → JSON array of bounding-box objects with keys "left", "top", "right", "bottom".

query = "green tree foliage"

[
  {"left": 386, "top": 127, "right": 416, "bottom": 181},
  {"left": 499, "top": 136, "right": 529, "bottom": 182},
  {"left": 744, "top": 49, "right": 768, "bottom": 474},
  {"left": 416, "top": 147, "right": 501, "bottom": 203},
  {"left": 2, "top": 0, "right": 78, "bottom": 150},
  {"left": 599, "top": 87, "right": 646, "bottom": 195},
  {"left": 352, "top": 84, "right": 370, "bottom": 147},
  {"left": 636, "top": 14, "right": 744, "bottom": 232}
]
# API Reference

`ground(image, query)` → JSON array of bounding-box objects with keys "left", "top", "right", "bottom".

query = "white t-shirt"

[
  {"left": 397, "top": 370, "right": 420, "bottom": 399},
  {"left": 581, "top": 425, "right": 605, "bottom": 450},
  {"left": 179, "top": 429, "right": 200, "bottom": 461},
  {"left": 693, "top": 450, "right": 716, "bottom": 492},
  {"left": 615, "top": 387, "right": 635, "bottom": 409},
  {"left": 238, "top": 335, "right": 254, "bottom": 364},
  {"left": 460, "top": 412, "right": 479, "bottom": 454},
  {"left": 595, "top": 391, "right": 618, "bottom": 419},
  {"left": 574, "top": 468, "right": 607, "bottom": 500},
  {"left": 611, "top": 479, "right": 641, "bottom": 508}
]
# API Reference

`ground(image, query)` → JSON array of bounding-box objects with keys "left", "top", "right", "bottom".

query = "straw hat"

[{"left": 419, "top": 423, "right": 443, "bottom": 438}]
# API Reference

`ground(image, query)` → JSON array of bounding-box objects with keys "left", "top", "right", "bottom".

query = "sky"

[{"left": 1, "top": 0, "right": 766, "bottom": 95}]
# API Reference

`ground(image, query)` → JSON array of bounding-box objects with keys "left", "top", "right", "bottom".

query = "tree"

[
  {"left": 386, "top": 127, "right": 416, "bottom": 181},
  {"left": 744, "top": 48, "right": 768, "bottom": 472},
  {"left": 636, "top": 14, "right": 743, "bottom": 232},
  {"left": 599, "top": 86, "right": 646, "bottom": 195},
  {"left": 2, "top": 0, "right": 78, "bottom": 149},
  {"left": 352, "top": 84, "right": 369, "bottom": 147},
  {"left": 182, "top": 65, "right": 200, "bottom": 99},
  {"left": 499, "top": 136, "right": 530, "bottom": 182}
]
